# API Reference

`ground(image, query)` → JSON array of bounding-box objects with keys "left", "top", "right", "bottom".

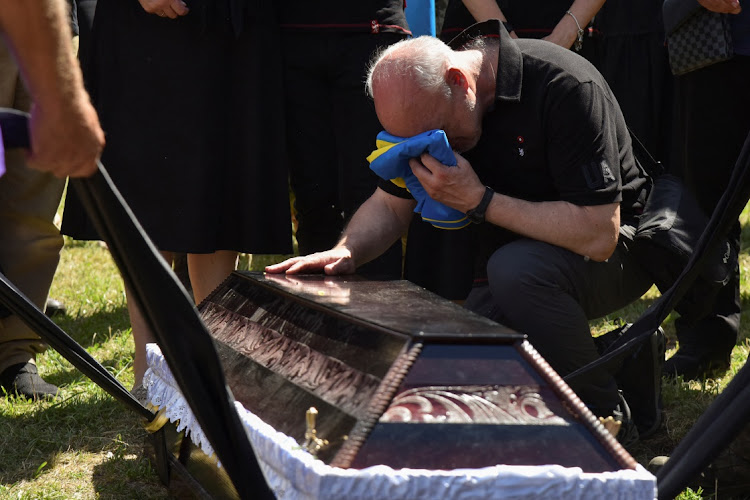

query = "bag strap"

[{"left": 628, "top": 125, "right": 664, "bottom": 178}]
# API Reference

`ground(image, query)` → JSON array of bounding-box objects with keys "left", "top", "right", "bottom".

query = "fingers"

[
  {"left": 171, "top": 0, "right": 189, "bottom": 15},
  {"left": 265, "top": 250, "right": 354, "bottom": 275},
  {"left": 26, "top": 101, "right": 105, "bottom": 178},
  {"left": 408, "top": 156, "right": 430, "bottom": 178},
  {"left": 265, "top": 258, "right": 300, "bottom": 274},
  {"left": 27, "top": 152, "right": 98, "bottom": 178},
  {"left": 265, "top": 256, "right": 320, "bottom": 275},
  {"left": 146, "top": 0, "right": 189, "bottom": 18},
  {"left": 162, "top": 0, "right": 189, "bottom": 18}
]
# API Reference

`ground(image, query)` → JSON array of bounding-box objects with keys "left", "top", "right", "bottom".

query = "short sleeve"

[
  {"left": 544, "top": 80, "right": 623, "bottom": 207},
  {"left": 377, "top": 178, "right": 414, "bottom": 200}
]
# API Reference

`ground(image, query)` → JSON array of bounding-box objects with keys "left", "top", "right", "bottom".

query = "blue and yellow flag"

[{"left": 367, "top": 130, "right": 470, "bottom": 230}]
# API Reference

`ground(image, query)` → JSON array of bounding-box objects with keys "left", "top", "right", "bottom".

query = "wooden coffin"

[{"left": 197, "top": 271, "right": 636, "bottom": 473}]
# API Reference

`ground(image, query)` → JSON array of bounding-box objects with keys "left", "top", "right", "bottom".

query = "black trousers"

[
  {"left": 280, "top": 31, "right": 406, "bottom": 279},
  {"left": 464, "top": 227, "right": 653, "bottom": 415},
  {"left": 669, "top": 55, "right": 750, "bottom": 353}
]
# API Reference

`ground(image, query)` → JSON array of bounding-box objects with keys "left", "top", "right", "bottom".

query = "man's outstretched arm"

[
  {"left": 0, "top": 0, "right": 104, "bottom": 177},
  {"left": 266, "top": 188, "right": 416, "bottom": 275}
]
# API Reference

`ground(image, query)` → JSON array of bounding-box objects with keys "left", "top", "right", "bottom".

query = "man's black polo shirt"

[{"left": 379, "top": 20, "right": 650, "bottom": 266}]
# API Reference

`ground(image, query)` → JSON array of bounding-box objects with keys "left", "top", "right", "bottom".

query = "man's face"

[{"left": 373, "top": 78, "right": 482, "bottom": 153}]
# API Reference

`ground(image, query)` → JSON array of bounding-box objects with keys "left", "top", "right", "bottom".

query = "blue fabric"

[
  {"left": 404, "top": 0, "right": 436, "bottom": 37},
  {"left": 368, "top": 129, "right": 470, "bottom": 229}
]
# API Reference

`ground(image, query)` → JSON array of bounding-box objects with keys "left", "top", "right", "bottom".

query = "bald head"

[
  {"left": 365, "top": 36, "right": 487, "bottom": 151},
  {"left": 366, "top": 37, "right": 454, "bottom": 138}
]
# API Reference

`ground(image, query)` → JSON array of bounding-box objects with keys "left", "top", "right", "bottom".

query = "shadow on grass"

[
  {"left": 91, "top": 447, "right": 170, "bottom": 499},
  {"left": 0, "top": 392, "right": 166, "bottom": 498},
  {"left": 40, "top": 352, "right": 133, "bottom": 392},
  {"left": 49, "top": 305, "right": 130, "bottom": 348}
]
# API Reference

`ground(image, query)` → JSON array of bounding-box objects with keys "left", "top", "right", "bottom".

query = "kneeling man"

[{"left": 267, "top": 21, "right": 653, "bottom": 440}]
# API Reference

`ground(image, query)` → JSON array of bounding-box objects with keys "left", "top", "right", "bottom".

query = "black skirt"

[
  {"left": 594, "top": 0, "right": 674, "bottom": 164},
  {"left": 62, "top": 0, "right": 293, "bottom": 255}
]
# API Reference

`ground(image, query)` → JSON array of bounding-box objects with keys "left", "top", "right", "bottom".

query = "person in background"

[
  {"left": 664, "top": 0, "right": 750, "bottom": 380},
  {"left": 276, "top": 1, "right": 411, "bottom": 280},
  {"left": 441, "top": 0, "right": 604, "bottom": 54},
  {"left": 593, "top": 0, "right": 673, "bottom": 166},
  {"left": 0, "top": 0, "right": 104, "bottom": 399},
  {"left": 61, "top": 0, "right": 294, "bottom": 390}
]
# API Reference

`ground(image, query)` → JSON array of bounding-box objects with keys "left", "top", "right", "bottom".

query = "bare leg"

[
  {"left": 188, "top": 250, "right": 238, "bottom": 305},
  {"left": 128, "top": 250, "right": 173, "bottom": 389}
]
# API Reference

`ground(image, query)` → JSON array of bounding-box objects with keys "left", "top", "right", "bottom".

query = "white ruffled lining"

[{"left": 143, "top": 343, "right": 657, "bottom": 500}]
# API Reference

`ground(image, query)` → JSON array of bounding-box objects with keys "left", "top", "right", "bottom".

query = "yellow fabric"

[
  {"left": 366, "top": 138, "right": 403, "bottom": 163},
  {"left": 367, "top": 138, "right": 410, "bottom": 191}
]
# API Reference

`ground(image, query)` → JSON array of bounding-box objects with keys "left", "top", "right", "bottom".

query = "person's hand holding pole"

[{"left": 0, "top": 0, "right": 105, "bottom": 178}]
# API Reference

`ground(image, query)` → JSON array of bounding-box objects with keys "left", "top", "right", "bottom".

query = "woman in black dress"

[{"left": 62, "top": 0, "right": 293, "bottom": 387}]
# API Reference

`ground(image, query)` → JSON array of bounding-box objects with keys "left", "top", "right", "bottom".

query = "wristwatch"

[{"left": 465, "top": 186, "right": 494, "bottom": 224}]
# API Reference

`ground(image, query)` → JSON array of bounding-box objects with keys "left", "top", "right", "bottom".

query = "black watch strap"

[{"left": 465, "top": 186, "right": 494, "bottom": 224}]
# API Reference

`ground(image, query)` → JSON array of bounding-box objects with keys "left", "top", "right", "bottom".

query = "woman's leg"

[
  {"left": 188, "top": 250, "right": 238, "bottom": 305},
  {"left": 128, "top": 250, "right": 173, "bottom": 389}
]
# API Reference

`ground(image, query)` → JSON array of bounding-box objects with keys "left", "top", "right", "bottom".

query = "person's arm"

[
  {"left": 483, "top": 193, "right": 619, "bottom": 262},
  {"left": 461, "top": 0, "right": 518, "bottom": 38},
  {"left": 411, "top": 153, "right": 619, "bottom": 262},
  {"left": 544, "top": 0, "right": 606, "bottom": 49},
  {"left": 0, "top": 0, "right": 104, "bottom": 177},
  {"left": 266, "top": 188, "right": 416, "bottom": 275}
]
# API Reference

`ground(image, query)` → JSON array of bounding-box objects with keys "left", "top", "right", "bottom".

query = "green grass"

[{"left": 3, "top": 205, "right": 750, "bottom": 498}]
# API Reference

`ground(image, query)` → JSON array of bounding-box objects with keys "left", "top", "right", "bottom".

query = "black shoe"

[
  {"left": 594, "top": 325, "right": 665, "bottom": 438},
  {"left": 0, "top": 362, "right": 59, "bottom": 400},
  {"left": 45, "top": 298, "right": 67, "bottom": 318},
  {"left": 613, "top": 390, "right": 640, "bottom": 448},
  {"left": 663, "top": 346, "right": 731, "bottom": 381}
]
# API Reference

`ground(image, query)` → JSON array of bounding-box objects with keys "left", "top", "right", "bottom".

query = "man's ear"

[{"left": 446, "top": 67, "right": 469, "bottom": 91}]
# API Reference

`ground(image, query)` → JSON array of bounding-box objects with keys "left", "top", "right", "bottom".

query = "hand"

[
  {"left": 26, "top": 96, "right": 105, "bottom": 178},
  {"left": 138, "top": 0, "right": 189, "bottom": 18},
  {"left": 265, "top": 247, "right": 356, "bottom": 275},
  {"left": 698, "top": 0, "right": 742, "bottom": 13},
  {"left": 543, "top": 14, "right": 580, "bottom": 49},
  {"left": 409, "top": 152, "right": 486, "bottom": 214}
]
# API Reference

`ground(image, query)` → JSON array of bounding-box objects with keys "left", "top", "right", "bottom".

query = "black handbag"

[
  {"left": 663, "top": 0, "right": 733, "bottom": 76},
  {"left": 630, "top": 131, "right": 737, "bottom": 322}
]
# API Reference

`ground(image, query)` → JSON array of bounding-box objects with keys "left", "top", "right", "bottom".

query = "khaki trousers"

[{"left": 0, "top": 40, "right": 68, "bottom": 373}]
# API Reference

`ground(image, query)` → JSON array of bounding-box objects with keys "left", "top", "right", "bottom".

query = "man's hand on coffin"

[
  {"left": 265, "top": 247, "right": 356, "bottom": 275},
  {"left": 267, "top": 188, "right": 414, "bottom": 276},
  {"left": 409, "top": 151, "right": 486, "bottom": 214}
]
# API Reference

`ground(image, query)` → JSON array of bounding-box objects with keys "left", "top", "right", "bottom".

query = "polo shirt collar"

[{"left": 447, "top": 20, "right": 523, "bottom": 104}]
